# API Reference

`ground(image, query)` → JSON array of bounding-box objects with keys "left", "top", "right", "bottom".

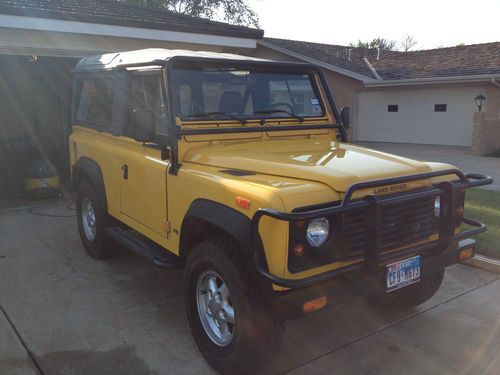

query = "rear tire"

[
  {"left": 76, "top": 180, "right": 113, "bottom": 259},
  {"left": 372, "top": 270, "right": 444, "bottom": 310},
  {"left": 184, "top": 238, "right": 283, "bottom": 374}
]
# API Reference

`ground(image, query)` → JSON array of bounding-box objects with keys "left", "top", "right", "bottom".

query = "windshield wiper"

[
  {"left": 254, "top": 109, "right": 305, "bottom": 123},
  {"left": 188, "top": 112, "right": 247, "bottom": 125}
]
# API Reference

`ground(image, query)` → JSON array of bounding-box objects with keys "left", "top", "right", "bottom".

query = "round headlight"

[
  {"left": 434, "top": 196, "right": 441, "bottom": 217},
  {"left": 306, "top": 218, "right": 330, "bottom": 248}
]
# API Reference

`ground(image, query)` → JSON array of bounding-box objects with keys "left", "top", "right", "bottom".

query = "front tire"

[
  {"left": 76, "top": 180, "right": 113, "bottom": 259},
  {"left": 372, "top": 270, "right": 444, "bottom": 309},
  {"left": 184, "top": 238, "right": 283, "bottom": 374}
]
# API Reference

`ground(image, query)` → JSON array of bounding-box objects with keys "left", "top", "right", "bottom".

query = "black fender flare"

[
  {"left": 72, "top": 157, "right": 108, "bottom": 212},
  {"left": 180, "top": 199, "right": 257, "bottom": 259}
]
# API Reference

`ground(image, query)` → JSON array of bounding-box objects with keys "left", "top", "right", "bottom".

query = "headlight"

[
  {"left": 434, "top": 196, "right": 441, "bottom": 217},
  {"left": 306, "top": 218, "right": 330, "bottom": 248}
]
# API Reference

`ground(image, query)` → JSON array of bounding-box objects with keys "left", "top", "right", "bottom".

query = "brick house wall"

[{"left": 472, "top": 83, "right": 500, "bottom": 155}]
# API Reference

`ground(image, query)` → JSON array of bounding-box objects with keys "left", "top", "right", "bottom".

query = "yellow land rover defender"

[{"left": 70, "top": 49, "right": 492, "bottom": 373}]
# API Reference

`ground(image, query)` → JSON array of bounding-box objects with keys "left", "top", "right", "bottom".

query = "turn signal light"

[
  {"left": 235, "top": 196, "right": 251, "bottom": 209},
  {"left": 292, "top": 244, "right": 305, "bottom": 257},
  {"left": 459, "top": 247, "right": 474, "bottom": 260},
  {"left": 302, "top": 296, "right": 328, "bottom": 314}
]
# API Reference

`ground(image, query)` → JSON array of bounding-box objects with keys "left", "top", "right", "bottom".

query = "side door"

[{"left": 119, "top": 69, "right": 171, "bottom": 237}]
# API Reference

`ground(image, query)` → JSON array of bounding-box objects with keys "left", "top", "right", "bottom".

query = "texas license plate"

[{"left": 386, "top": 256, "right": 421, "bottom": 292}]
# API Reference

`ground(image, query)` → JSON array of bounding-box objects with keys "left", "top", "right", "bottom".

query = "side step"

[{"left": 105, "top": 226, "right": 184, "bottom": 269}]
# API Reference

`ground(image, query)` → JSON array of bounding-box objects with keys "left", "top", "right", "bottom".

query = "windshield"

[{"left": 171, "top": 64, "right": 326, "bottom": 122}]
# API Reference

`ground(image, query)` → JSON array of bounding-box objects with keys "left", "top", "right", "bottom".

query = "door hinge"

[{"left": 163, "top": 220, "right": 171, "bottom": 234}]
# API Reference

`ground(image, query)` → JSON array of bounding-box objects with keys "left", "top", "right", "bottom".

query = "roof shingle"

[
  {"left": 263, "top": 37, "right": 377, "bottom": 79},
  {"left": 0, "top": 0, "right": 263, "bottom": 39},
  {"left": 264, "top": 37, "right": 500, "bottom": 81},
  {"left": 370, "top": 43, "right": 500, "bottom": 79}
]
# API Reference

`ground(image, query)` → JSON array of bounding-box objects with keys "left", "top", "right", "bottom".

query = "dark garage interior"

[{"left": 0, "top": 55, "right": 78, "bottom": 206}]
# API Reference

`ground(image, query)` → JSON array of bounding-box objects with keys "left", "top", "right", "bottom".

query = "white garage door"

[{"left": 356, "top": 86, "right": 482, "bottom": 146}]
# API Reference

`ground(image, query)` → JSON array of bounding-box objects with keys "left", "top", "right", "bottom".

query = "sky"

[{"left": 248, "top": 0, "right": 500, "bottom": 50}]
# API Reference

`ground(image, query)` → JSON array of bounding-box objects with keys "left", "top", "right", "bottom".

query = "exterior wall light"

[{"left": 474, "top": 94, "right": 486, "bottom": 112}]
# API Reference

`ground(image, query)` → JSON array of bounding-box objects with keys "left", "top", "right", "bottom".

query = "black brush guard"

[{"left": 252, "top": 170, "right": 493, "bottom": 289}]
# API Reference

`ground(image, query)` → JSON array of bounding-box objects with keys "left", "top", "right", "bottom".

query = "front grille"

[{"left": 343, "top": 196, "right": 436, "bottom": 259}]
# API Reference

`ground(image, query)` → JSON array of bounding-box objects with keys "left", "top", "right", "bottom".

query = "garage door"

[{"left": 356, "top": 86, "right": 482, "bottom": 146}]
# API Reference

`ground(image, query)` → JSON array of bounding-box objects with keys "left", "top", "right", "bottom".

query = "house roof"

[
  {"left": 0, "top": 0, "right": 263, "bottom": 39},
  {"left": 263, "top": 37, "right": 377, "bottom": 79},
  {"left": 370, "top": 42, "right": 500, "bottom": 80},
  {"left": 262, "top": 37, "right": 500, "bottom": 82}
]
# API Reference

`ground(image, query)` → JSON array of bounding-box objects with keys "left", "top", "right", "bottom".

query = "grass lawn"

[{"left": 464, "top": 188, "right": 500, "bottom": 259}]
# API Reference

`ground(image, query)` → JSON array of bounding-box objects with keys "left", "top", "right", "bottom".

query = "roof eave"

[
  {"left": 364, "top": 74, "right": 500, "bottom": 87},
  {"left": 258, "top": 40, "right": 376, "bottom": 82},
  {"left": 0, "top": 14, "right": 258, "bottom": 49},
  {"left": 0, "top": 5, "right": 264, "bottom": 40}
]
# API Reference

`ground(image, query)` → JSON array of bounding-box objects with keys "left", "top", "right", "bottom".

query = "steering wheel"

[{"left": 270, "top": 102, "right": 294, "bottom": 112}]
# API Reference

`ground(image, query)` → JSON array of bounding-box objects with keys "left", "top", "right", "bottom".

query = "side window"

[
  {"left": 76, "top": 77, "right": 113, "bottom": 126},
  {"left": 128, "top": 72, "right": 168, "bottom": 136}
]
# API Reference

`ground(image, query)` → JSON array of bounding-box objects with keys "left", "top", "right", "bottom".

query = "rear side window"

[{"left": 76, "top": 78, "right": 113, "bottom": 126}]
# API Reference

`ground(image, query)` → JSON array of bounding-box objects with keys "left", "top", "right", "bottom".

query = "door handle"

[{"left": 122, "top": 164, "right": 128, "bottom": 180}]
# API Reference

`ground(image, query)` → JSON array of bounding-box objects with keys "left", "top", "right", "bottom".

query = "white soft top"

[{"left": 75, "top": 48, "right": 273, "bottom": 71}]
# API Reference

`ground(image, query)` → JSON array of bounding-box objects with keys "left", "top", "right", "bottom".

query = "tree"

[
  {"left": 350, "top": 37, "right": 397, "bottom": 51},
  {"left": 120, "top": 0, "right": 259, "bottom": 27},
  {"left": 400, "top": 34, "right": 418, "bottom": 52}
]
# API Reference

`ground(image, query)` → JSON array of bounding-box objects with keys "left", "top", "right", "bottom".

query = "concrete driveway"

[
  {"left": 1, "top": 201, "right": 499, "bottom": 375},
  {"left": 355, "top": 142, "right": 500, "bottom": 191}
]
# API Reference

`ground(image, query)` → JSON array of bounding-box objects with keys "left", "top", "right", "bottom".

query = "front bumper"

[
  {"left": 251, "top": 170, "right": 493, "bottom": 313},
  {"left": 269, "top": 238, "right": 475, "bottom": 319}
]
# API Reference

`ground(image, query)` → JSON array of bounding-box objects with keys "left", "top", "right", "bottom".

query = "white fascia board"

[
  {"left": 0, "top": 46, "right": 104, "bottom": 58},
  {"left": 364, "top": 74, "right": 500, "bottom": 88},
  {"left": 0, "top": 14, "right": 257, "bottom": 49},
  {"left": 258, "top": 40, "right": 375, "bottom": 82}
]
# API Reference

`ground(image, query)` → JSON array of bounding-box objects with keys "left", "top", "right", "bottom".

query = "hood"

[{"left": 183, "top": 139, "right": 433, "bottom": 192}]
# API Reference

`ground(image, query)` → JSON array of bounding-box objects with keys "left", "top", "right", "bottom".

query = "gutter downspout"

[{"left": 491, "top": 77, "right": 500, "bottom": 88}]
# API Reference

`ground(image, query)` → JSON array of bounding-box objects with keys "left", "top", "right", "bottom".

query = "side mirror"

[
  {"left": 340, "top": 107, "right": 351, "bottom": 129},
  {"left": 133, "top": 109, "right": 155, "bottom": 142}
]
